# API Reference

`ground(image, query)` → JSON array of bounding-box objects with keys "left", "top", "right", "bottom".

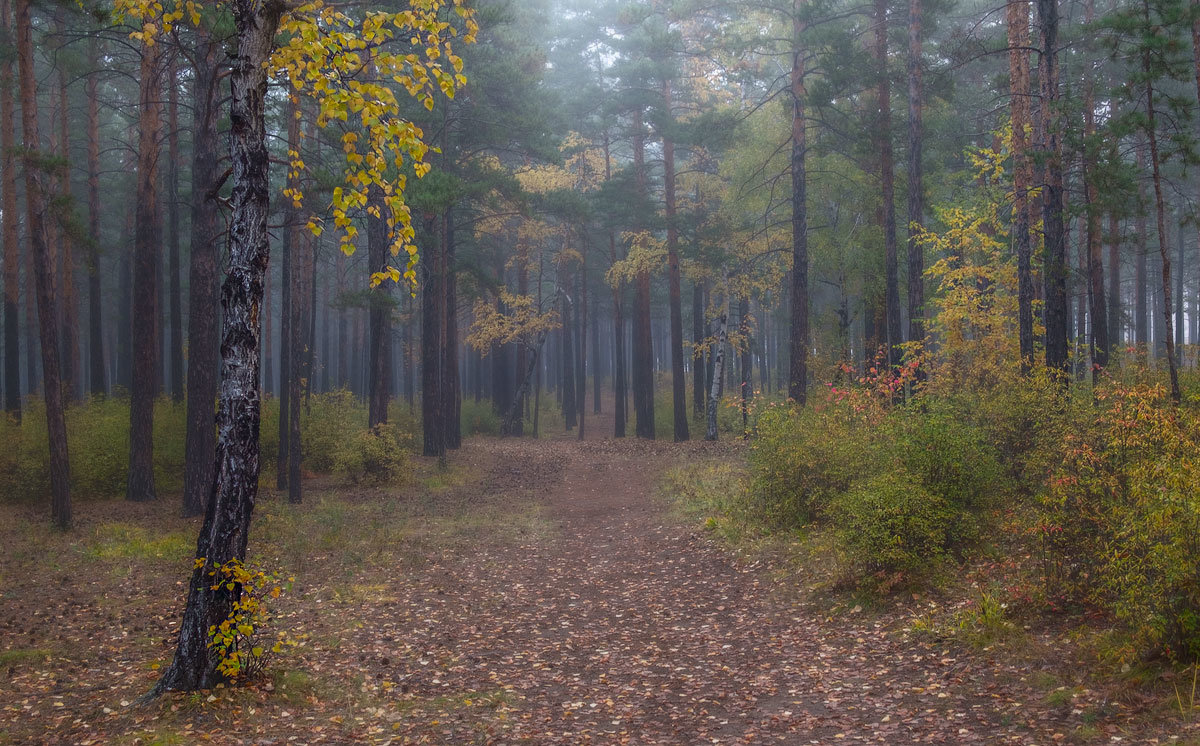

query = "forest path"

[{"left": 375, "top": 422, "right": 1145, "bottom": 745}]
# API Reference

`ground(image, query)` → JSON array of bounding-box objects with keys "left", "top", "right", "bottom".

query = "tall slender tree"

[
  {"left": 127, "top": 39, "right": 162, "bottom": 503},
  {"left": 16, "top": 0, "right": 69, "bottom": 528},
  {"left": 0, "top": 0, "right": 20, "bottom": 415},
  {"left": 788, "top": 0, "right": 809, "bottom": 404}
]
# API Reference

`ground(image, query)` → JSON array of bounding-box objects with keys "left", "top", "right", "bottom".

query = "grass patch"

[
  {"left": 0, "top": 648, "right": 52, "bottom": 667},
  {"left": 86, "top": 523, "right": 192, "bottom": 561}
]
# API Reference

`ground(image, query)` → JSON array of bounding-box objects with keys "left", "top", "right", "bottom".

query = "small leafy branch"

[{"left": 200, "top": 558, "right": 297, "bottom": 681}]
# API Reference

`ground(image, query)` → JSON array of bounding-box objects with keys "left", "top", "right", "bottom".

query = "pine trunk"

[
  {"left": 788, "top": 1, "right": 809, "bottom": 404},
  {"left": 443, "top": 211, "right": 461, "bottom": 448},
  {"left": 167, "top": 60, "right": 184, "bottom": 402},
  {"left": 1, "top": 0, "right": 20, "bottom": 414},
  {"left": 127, "top": 42, "right": 161, "bottom": 504},
  {"left": 55, "top": 26, "right": 78, "bottom": 403},
  {"left": 631, "top": 111, "right": 654, "bottom": 440},
  {"left": 1143, "top": 9, "right": 1181, "bottom": 402},
  {"left": 16, "top": 0, "right": 69, "bottom": 528},
  {"left": 182, "top": 29, "right": 222, "bottom": 518},
  {"left": 906, "top": 0, "right": 925, "bottom": 351},
  {"left": 875, "top": 0, "right": 902, "bottom": 368},
  {"left": 85, "top": 38, "right": 104, "bottom": 398},
  {"left": 1008, "top": 0, "right": 1035, "bottom": 369},
  {"left": 662, "top": 80, "right": 688, "bottom": 441},
  {"left": 1037, "top": 0, "right": 1070, "bottom": 376}
]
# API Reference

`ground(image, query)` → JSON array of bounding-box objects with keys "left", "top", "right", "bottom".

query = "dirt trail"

[{"left": 374, "top": 420, "right": 1158, "bottom": 745}]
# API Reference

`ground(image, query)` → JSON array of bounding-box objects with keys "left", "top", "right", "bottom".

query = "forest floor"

[{"left": 0, "top": 404, "right": 1196, "bottom": 744}]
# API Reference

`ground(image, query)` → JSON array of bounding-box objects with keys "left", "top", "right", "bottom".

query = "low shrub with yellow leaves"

[{"left": 202, "top": 558, "right": 298, "bottom": 681}]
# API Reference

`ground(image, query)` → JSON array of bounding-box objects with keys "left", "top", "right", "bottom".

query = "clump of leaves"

[{"left": 203, "top": 558, "right": 297, "bottom": 681}]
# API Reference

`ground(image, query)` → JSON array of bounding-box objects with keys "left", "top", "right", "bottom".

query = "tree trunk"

[
  {"left": 1009, "top": 0, "right": 1035, "bottom": 370},
  {"left": 662, "top": 80, "right": 688, "bottom": 441},
  {"left": 182, "top": 29, "right": 222, "bottom": 518},
  {"left": 336, "top": 249, "right": 347, "bottom": 387},
  {"left": 16, "top": 0, "right": 69, "bottom": 528},
  {"left": 167, "top": 59, "right": 184, "bottom": 402},
  {"left": 631, "top": 111, "right": 654, "bottom": 440},
  {"left": 422, "top": 216, "right": 445, "bottom": 458},
  {"left": 367, "top": 183, "right": 391, "bottom": 429},
  {"left": 1142, "top": 10, "right": 1181, "bottom": 402},
  {"left": 1107, "top": 210, "right": 1122, "bottom": 351},
  {"left": 739, "top": 297, "right": 751, "bottom": 438},
  {"left": 788, "top": 0, "right": 809, "bottom": 404},
  {"left": 1, "top": 0, "right": 20, "bottom": 415},
  {"left": 705, "top": 279, "right": 729, "bottom": 441},
  {"left": 906, "top": 0, "right": 925, "bottom": 353},
  {"left": 127, "top": 41, "right": 161, "bottom": 504},
  {"left": 54, "top": 23, "right": 78, "bottom": 403},
  {"left": 1135, "top": 142, "right": 1149, "bottom": 352},
  {"left": 561, "top": 263, "right": 576, "bottom": 430},
  {"left": 277, "top": 173, "right": 291, "bottom": 489},
  {"left": 443, "top": 211, "right": 461, "bottom": 448},
  {"left": 153, "top": 0, "right": 284, "bottom": 692},
  {"left": 577, "top": 256, "right": 587, "bottom": 441},
  {"left": 1176, "top": 208, "right": 1185, "bottom": 367},
  {"left": 874, "top": 0, "right": 902, "bottom": 368},
  {"left": 85, "top": 38, "right": 105, "bottom": 399},
  {"left": 604, "top": 131, "right": 626, "bottom": 437},
  {"left": 591, "top": 284, "right": 601, "bottom": 414},
  {"left": 286, "top": 96, "right": 305, "bottom": 504},
  {"left": 1037, "top": 0, "right": 1070, "bottom": 377},
  {"left": 1082, "top": 0, "right": 1108, "bottom": 375},
  {"left": 692, "top": 281, "right": 704, "bottom": 416}
]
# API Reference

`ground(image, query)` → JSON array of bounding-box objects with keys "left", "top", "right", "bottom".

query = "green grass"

[
  {"left": 0, "top": 648, "right": 52, "bottom": 667},
  {"left": 86, "top": 523, "right": 193, "bottom": 561}
]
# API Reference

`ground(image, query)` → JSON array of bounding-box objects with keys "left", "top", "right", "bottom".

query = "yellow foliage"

[
  {"left": 467, "top": 292, "right": 560, "bottom": 353},
  {"left": 607, "top": 232, "right": 666, "bottom": 287},
  {"left": 113, "top": 0, "right": 478, "bottom": 289}
]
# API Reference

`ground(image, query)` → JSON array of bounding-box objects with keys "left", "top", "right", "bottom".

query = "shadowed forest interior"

[{"left": 5, "top": 0, "right": 1200, "bottom": 741}]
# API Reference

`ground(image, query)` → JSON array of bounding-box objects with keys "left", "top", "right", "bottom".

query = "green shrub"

[
  {"left": 960, "top": 371, "right": 1073, "bottom": 493},
  {"left": 460, "top": 398, "right": 501, "bottom": 436},
  {"left": 886, "top": 404, "right": 1004, "bottom": 511},
  {"left": 748, "top": 405, "right": 871, "bottom": 527},
  {"left": 301, "top": 390, "right": 370, "bottom": 473},
  {"left": 333, "top": 424, "right": 410, "bottom": 485},
  {"left": 831, "top": 472, "right": 960, "bottom": 576},
  {"left": 0, "top": 396, "right": 189, "bottom": 502}
]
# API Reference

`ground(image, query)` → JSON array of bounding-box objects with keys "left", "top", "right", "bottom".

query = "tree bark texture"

[
  {"left": 167, "top": 60, "right": 184, "bottom": 402},
  {"left": 1, "top": 0, "right": 21, "bottom": 415},
  {"left": 367, "top": 184, "right": 391, "bottom": 429},
  {"left": 631, "top": 112, "right": 654, "bottom": 440},
  {"left": 906, "top": 0, "right": 925, "bottom": 351},
  {"left": 182, "top": 29, "right": 222, "bottom": 518},
  {"left": 662, "top": 80, "right": 688, "bottom": 441},
  {"left": 16, "top": 0, "right": 69, "bottom": 528},
  {"left": 85, "top": 38, "right": 105, "bottom": 399},
  {"left": 788, "top": 0, "right": 809, "bottom": 404},
  {"left": 874, "top": 0, "right": 902, "bottom": 368},
  {"left": 1037, "top": 0, "right": 1070, "bottom": 376},
  {"left": 1142, "top": 2, "right": 1181, "bottom": 402},
  {"left": 154, "top": 0, "right": 284, "bottom": 691},
  {"left": 127, "top": 42, "right": 162, "bottom": 504},
  {"left": 1008, "top": 0, "right": 1035, "bottom": 370}
]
